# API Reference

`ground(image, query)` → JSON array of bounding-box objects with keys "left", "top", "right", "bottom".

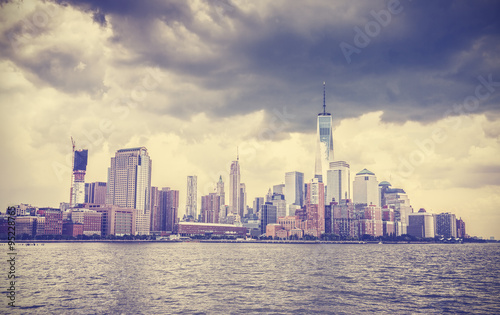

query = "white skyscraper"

[
  {"left": 229, "top": 155, "right": 241, "bottom": 216},
  {"left": 326, "top": 161, "right": 350, "bottom": 204},
  {"left": 314, "top": 82, "right": 334, "bottom": 183},
  {"left": 353, "top": 168, "right": 378, "bottom": 206},
  {"left": 186, "top": 175, "right": 198, "bottom": 219},
  {"left": 106, "top": 147, "right": 152, "bottom": 235},
  {"left": 285, "top": 171, "right": 304, "bottom": 207}
]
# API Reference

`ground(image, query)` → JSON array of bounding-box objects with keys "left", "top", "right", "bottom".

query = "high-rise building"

[
  {"left": 216, "top": 176, "right": 226, "bottom": 222},
  {"left": 273, "top": 184, "right": 285, "bottom": 195},
  {"left": 285, "top": 171, "right": 304, "bottom": 208},
  {"left": 71, "top": 149, "right": 88, "bottom": 206},
  {"left": 314, "top": 82, "right": 334, "bottom": 183},
  {"left": 85, "top": 182, "right": 107, "bottom": 205},
  {"left": 260, "top": 202, "right": 277, "bottom": 235},
  {"left": 186, "top": 176, "right": 197, "bottom": 220},
  {"left": 436, "top": 212, "right": 457, "bottom": 238},
  {"left": 272, "top": 194, "right": 287, "bottom": 219},
  {"left": 239, "top": 183, "right": 247, "bottom": 218},
  {"left": 408, "top": 208, "right": 435, "bottom": 238},
  {"left": 456, "top": 217, "right": 466, "bottom": 238},
  {"left": 201, "top": 193, "right": 221, "bottom": 224},
  {"left": 229, "top": 156, "right": 241, "bottom": 216},
  {"left": 326, "top": 161, "right": 350, "bottom": 204},
  {"left": 158, "top": 188, "right": 179, "bottom": 232},
  {"left": 384, "top": 187, "right": 413, "bottom": 236},
  {"left": 253, "top": 197, "right": 264, "bottom": 216},
  {"left": 106, "top": 147, "right": 152, "bottom": 235},
  {"left": 353, "top": 169, "right": 378, "bottom": 206},
  {"left": 305, "top": 178, "right": 325, "bottom": 235}
]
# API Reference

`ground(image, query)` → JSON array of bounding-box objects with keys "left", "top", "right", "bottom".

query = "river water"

[{"left": 2, "top": 242, "right": 499, "bottom": 314}]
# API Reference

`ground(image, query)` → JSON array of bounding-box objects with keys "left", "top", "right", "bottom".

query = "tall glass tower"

[
  {"left": 106, "top": 147, "right": 152, "bottom": 235},
  {"left": 314, "top": 82, "right": 334, "bottom": 183}
]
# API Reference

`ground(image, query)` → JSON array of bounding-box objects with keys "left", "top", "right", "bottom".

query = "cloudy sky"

[{"left": 1, "top": 0, "right": 499, "bottom": 238}]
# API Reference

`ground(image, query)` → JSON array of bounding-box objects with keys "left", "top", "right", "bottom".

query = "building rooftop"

[
  {"left": 356, "top": 168, "right": 375, "bottom": 176},
  {"left": 379, "top": 181, "right": 391, "bottom": 186}
]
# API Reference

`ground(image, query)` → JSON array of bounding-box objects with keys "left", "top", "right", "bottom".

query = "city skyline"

[{"left": 1, "top": 0, "right": 499, "bottom": 239}]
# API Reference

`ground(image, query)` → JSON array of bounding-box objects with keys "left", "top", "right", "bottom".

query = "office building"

[
  {"left": 71, "top": 209, "right": 102, "bottom": 236},
  {"left": 326, "top": 161, "right": 350, "bottom": 204},
  {"left": 186, "top": 176, "right": 197, "bottom": 220},
  {"left": 305, "top": 178, "right": 325, "bottom": 235},
  {"left": 106, "top": 147, "right": 152, "bottom": 235},
  {"left": 85, "top": 182, "right": 107, "bottom": 205},
  {"left": 239, "top": 183, "right": 247, "bottom": 217},
  {"left": 436, "top": 212, "right": 457, "bottom": 238},
  {"left": 272, "top": 194, "right": 287, "bottom": 219},
  {"left": 260, "top": 202, "right": 277, "bottom": 235},
  {"left": 285, "top": 171, "right": 304, "bottom": 208},
  {"left": 408, "top": 208, "right": 436, "bottom": 238},
  {"left": 229, "top": 155, "right": 241, "bottom": 216},
  {"left": 456, "top": 217, "right": 466, "bottom": 238},
  {"left": 353, "top": 169, "right": 378, "bottom": 206}
]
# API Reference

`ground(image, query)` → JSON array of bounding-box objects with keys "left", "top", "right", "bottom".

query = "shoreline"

[{"left": 0, "top": 239, "right": 477, "bottom": 244}]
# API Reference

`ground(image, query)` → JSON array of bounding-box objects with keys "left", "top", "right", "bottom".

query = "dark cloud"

[{"left": 7, "top": 0, "right": 500, "bottom": 133}]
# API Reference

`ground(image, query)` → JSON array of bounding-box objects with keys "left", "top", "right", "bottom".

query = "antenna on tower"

[
  {"left": 323, "top": 81, "right": 326, "bottom": 115},
  {"left": 237, "top": 146, "right": 239, "bottom": 161}
]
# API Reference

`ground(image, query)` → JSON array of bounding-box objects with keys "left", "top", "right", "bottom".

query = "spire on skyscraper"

[{"left": 323, "top": 81, "right": 326, "bottom": 115}]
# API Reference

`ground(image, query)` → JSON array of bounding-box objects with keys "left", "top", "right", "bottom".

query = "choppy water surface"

[{"left": 3, "top": 242, "right": 500, "bottom": 314}]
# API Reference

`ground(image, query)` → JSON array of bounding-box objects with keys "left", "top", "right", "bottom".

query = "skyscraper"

[
  {"left": 305, "top": 177, "right": 326, "bottom": 235},
  {"left": 71, "top": 149, "right": 88, "bottom": 206},
  {"left": 186, "top": 176, "right": 197, "bottom": 220},
  {"left": 285, "top": 171, "right": 304, "bottom": 208},
  {"left": 85, "top": 182, "right": 106, "bottom": 205},
  {"left": 314, "top": 82, "right": 334, "bottom": 183},
  {"left": 353, "top": 169, "right": 378, "bottom": 206},
  {"left": 239, "top": 183, "right": 247, "bottom": 218},
  {"left": 326, "top": 161, "right": 350, "bottom": 204},
  {"left": 216, "top": 176, "right": 226, "bottom": 222},
  {"left": 106, "top": 147, "right": 152, "bottom": 235},
  {"left": 229, "top": 155, "right": 241, "bottom": 216},
  {"left": 436, "top": 212, "right": 457, "bottom": 238}
]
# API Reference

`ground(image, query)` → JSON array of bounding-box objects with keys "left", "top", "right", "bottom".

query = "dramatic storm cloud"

[{"left": 1, "top": 0, "right": 499, "bottom": 238}]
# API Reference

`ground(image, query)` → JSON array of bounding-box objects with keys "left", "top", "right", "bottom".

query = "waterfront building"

[
  {"left": 326, "top": 161, "right": 350, "bottom": 204},
  {"left": 456, "top": 217, "right": 466, "bottom": 238},
  {"left": 357, "top": 205, "right": 383, "bottom": 237},
  {"left": 260, "top": 202, "right": 277, "bottom": 235},
  {"left": 62, "top": 221, "right": 84, "bottom": 237},
  {"left": 106, "top": 147, "right": 152, "bottom": 235},
  {"left": 85, "top": 204, "right": 136, "bottom": 236},
  {"left": 71, "top": 209, "right": 102, "bottom": 236},
  {"left": 353, "top": 169, "right": 378, "bottom": 206},
  {"left": 314, "top": 82, "right": 334, "bottom": 184},
  {"left": 408, "top": 208, "right": 436, "bottom": 238},
  {"left": 436, "top": 212, "right": 457, "bottom": 238},
  {"left": 331, "top": 199, "right": 355, "bottom": 238},
  {"left": 176, "top": 222, "right": 247, "bottom": 238},
  {"left": 384, "top": 186, "right": 413, "bottom": 236},
  {"left": 201, "top": 192, "right": 222, "bottom": 224},
  {"left": 186, "top": 175, "right": 197, "bottom": 220},
  {"left": 305, "top": 178, "right": 325, "bottom": 235},
  {"left": 42, "top": 209, "right": 63, "bottom": 235},
  {"left": 381, "top": 206, "right": 395, "bottom": 236}
]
